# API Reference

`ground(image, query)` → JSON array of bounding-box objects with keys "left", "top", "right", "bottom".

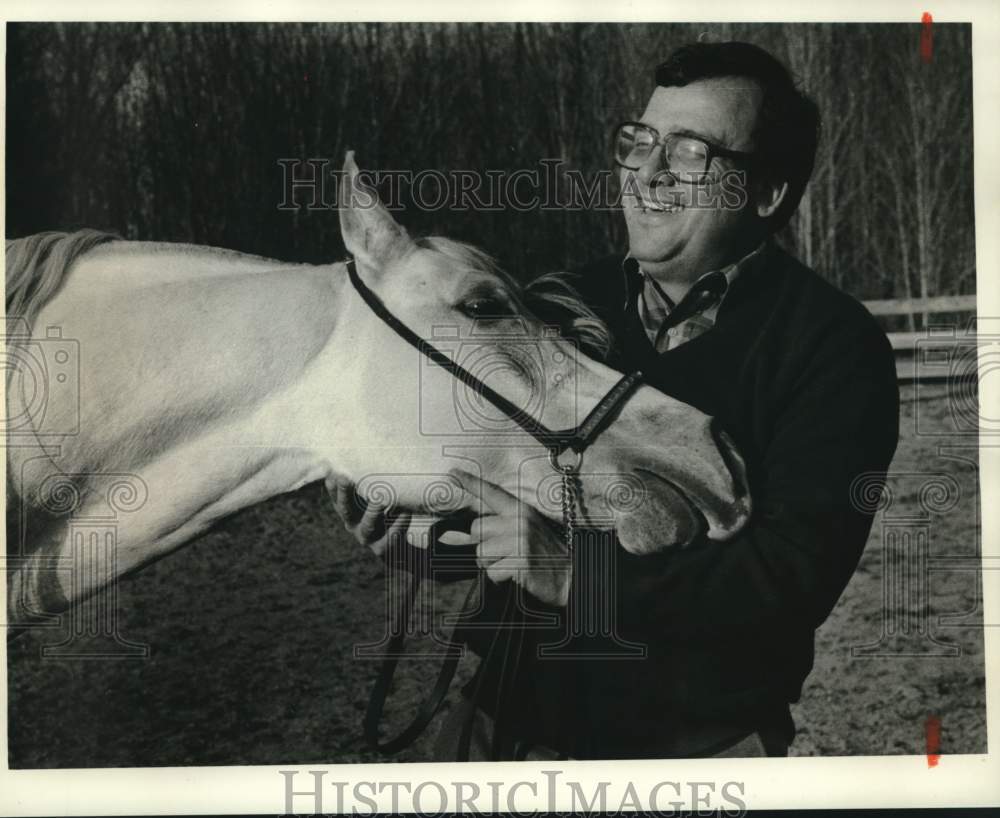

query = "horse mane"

[
  {"left": 5, "top": 230, "right": 119, "bottom": 336},
  {"left": 414, "top": 236, "right": 613, "bottom": 360}
]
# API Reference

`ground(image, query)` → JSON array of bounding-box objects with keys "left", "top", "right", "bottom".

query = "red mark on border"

[
  {"left": 921, "top": 12, "right": 934, "bottom": 63},
  {"left": 926, "top": 714, "right": 941, "bottom": 767}
]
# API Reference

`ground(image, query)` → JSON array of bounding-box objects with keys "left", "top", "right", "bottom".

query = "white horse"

[{"left": 4, "top": 153, "right": 750, "bottom": 634}]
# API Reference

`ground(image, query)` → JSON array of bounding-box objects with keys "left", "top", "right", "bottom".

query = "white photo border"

[{"left": 2, "top": 0, "right": 998, "bottom": 813}]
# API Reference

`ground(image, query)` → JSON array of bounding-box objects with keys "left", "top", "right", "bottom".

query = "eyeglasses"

[{"left": 613, "top": 121, "right": 756, "bottom": 182}]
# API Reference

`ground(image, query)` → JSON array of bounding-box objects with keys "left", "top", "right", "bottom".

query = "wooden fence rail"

[
  {"left": 863, "top": 294, "right": 977, "bottom": 318},
  {"left": 861, "top": 294, "right": 978, "bottom": 383}
]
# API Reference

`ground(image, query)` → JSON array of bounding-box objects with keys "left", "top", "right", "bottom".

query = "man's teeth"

[{"left": 639, "top": 201, "right": 684, "bottom": 213}]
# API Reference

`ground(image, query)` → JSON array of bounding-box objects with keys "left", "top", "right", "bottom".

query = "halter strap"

[{"left": 345, "top": 258, "right": 643, "bottom": 457}]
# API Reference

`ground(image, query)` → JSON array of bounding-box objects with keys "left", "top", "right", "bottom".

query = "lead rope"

[
  {"left": 365, "top": 453, "right": 583, "bottom": 760},
  {"left": 457, "top": 449, "right": 581, "bottom": 761}
]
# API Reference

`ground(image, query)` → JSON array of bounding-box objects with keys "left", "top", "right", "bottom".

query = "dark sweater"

[{"left": 456, "top": 241, "right": 900, "bottom": 758}]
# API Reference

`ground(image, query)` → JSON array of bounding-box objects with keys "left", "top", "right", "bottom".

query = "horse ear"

[{"left": 339, "top": 151, "right": 411, "bottom": 274}]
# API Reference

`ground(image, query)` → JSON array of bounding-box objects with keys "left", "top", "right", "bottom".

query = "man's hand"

[
  {"left": 448, "top": 468, "right": 571, "bottom": 607},
  {"left": 326, "top": 473, "right": 412, "bottom": 559}
]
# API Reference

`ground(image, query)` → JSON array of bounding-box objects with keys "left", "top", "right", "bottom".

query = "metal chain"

[
  {"left": 559, "top": 467, "right": 577, "bottom": 554},
  {"left": 548, "top": 447, "right": 582, "bottom": 554}
]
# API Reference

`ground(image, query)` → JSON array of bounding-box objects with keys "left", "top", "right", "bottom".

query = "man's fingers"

[
  {"left": 385, "top": 511, "right": 411, "bottom": 539},
  {"left": 476, "top": 533, "right": 544, "bottom": 569},
  {"left": 372, "top": 511, "right": 432, "bottom": 560},
  {"left": 485, "top": 556, "right": 518, "bottom": 585},
  {"left": 476, "top": 533, "right": 518, "bottom": 566},
  {"left": 448, "top": 468, "right": 521, "bottom": 516},
  {"left": 398, "top": 518, "right": 429, "bottom": 549},
  {"left": 438, "top": 530, "right": 477, "bottom": 546},
  {"left": 443, "top": 516, "right": 505, "bottom": 551},
  {"left": 330, "top": 474, "right": 365, "bottom": 525},
  {"left": 355, "top": 501, "right": 387, "bottom": 544},
  {"left": 367, "top": 534, "right": 389, "bottom": 559},
  {"left": 378, "top": 512, "right": 412, "bottom": 559}
]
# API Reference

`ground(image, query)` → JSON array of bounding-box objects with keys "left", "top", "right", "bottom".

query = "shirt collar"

[{"left": 621, "top": 241, "right": 766, "bottom": 313}]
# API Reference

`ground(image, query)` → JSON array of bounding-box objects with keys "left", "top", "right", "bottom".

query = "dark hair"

[{"left": 654, "top": 41, "right": 820, "bottom": 232}]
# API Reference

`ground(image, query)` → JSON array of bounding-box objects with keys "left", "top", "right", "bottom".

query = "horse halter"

[{"left": 345, "top": 257, "right": 644, "bottom": 541}]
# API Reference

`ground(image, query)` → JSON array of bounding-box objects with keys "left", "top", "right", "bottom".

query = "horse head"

[{"left": 333, "top": 152, "right": 751, "bottom": 553}]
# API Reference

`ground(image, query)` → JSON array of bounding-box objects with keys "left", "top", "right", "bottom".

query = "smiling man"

[
  {"left": 617, "top": 76, "right": 771, "bottom": 305},
  {"left": 334, "top": 40, "right": 900, "bottom": 761}
]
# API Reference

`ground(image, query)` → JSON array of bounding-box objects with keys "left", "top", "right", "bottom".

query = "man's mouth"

[{"left": 626, "top": 195, "right": 685, "bottom": 214}]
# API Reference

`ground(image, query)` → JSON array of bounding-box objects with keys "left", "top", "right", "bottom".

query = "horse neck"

[{"left": 26, "top": 244, "right": 353, "bottom": 481}]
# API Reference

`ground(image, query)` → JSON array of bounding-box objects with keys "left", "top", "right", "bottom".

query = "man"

[{"left": 332, "top": 41, "right": 899, "bottom": 759}]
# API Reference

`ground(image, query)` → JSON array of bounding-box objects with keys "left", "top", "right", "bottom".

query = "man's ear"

[
  {"left": 339, "top": 150, "right": 412, "bottom": 275},
  {"left": 755, "top": 177, "right": 789, "bottom": 220}
]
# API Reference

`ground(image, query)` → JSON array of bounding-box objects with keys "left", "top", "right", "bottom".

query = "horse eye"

[{"left": 459, "top": 296, "right": 513, "bottom": 319}]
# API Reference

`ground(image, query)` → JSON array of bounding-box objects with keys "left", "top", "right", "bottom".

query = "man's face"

[{"left": 620, "top": 76, "right": 764, "bottom": 279}]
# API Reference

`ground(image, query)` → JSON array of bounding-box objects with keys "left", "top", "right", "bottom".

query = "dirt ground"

[{"left": 6, "top": 385, "right": 986, "bottom": 766}]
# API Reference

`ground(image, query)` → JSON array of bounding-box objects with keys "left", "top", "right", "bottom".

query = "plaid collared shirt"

[{"left": 623, "top": 243, "right": 765, "bottom": 353}]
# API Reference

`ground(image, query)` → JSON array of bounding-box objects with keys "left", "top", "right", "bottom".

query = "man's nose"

[{"left": 636, "top": 145, "right": 676, "bottom": 188}]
